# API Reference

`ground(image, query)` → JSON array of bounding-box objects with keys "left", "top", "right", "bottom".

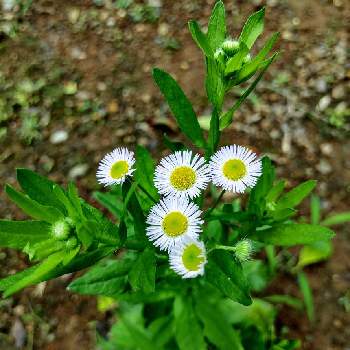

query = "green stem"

[
  {"left": 204, "top": 190, "right": 225, "bottom": 218},
  {"left": 208, "top": 244, "right": 236, "bottom": 254}
]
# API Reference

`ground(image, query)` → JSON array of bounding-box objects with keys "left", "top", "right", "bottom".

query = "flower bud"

[
  {"left": 51, "top": 219, "right": 72, "bottom": 240},
  {"left": 233, "top": 239, "right": 252, "bottom": 262},
  {"left": 66, "top": 236, "right": 78, "bottom": 250},
  {"left": 221, "top": 39, "right": 239, "bottom": 55},
  {"left": 243, "top": 53, "right": 251, "bottom": 64}
]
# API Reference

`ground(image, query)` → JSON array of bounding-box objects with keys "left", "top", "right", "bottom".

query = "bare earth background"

[{"left": 0, "top": 0, "right": 349, "bottom": 349}]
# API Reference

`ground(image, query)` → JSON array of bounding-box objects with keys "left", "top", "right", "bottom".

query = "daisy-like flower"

[
  {"left": 169, "top": 238, "right": 207, "bottom": 278},
  {"left": 154, "top": 150, "right": 210, "bottom": 199},
  {"left": 209, "top": 145, "right": 262, "bottom": 193},
  {"left": 146, "top": 197, "right": 203, "bottom": 252},
  {"left": 96, "top": 147, "right": 135, "bottom": 186}
]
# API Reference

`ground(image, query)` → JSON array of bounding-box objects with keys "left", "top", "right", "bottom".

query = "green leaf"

[
  {"left": 207, "top": 108, "right": 220, "bottom": 156},
  {"left": 248, "top": 156, "right": 275, "bottom": 217},
  {"left": 264, "top": 294, "right": 303, "bottom": 310},
  {"left": 6, "top": 185, "right": 63, "bottom": 224},
  {"left": 153, "top": 68, "right": 205, "bottom": 148},
  {"left": 206, "top": 58, "right": 225, "bottom": 109},
  {"left": 206, "top": 250, "right": 252, "bottom": 306},
  {"left": 297, "top": 241, "right": 333, "bottom": 269},
  {"left": 225, "top": 42, "right": 249, "bottom": 75},
  {"left": 93, "top": 191, "right": 124, "bottom": 218},
  {"left": 3, "top": 250, "right": 65, "bottom": 297},
  {"left": 233, "top": 32, "right": 279, "bottom": 84},
  {"left": 221, "top": 54, "right": 278, "bottom": 130},
  {"left": 252, "top": 224, "right": 334, "bottom": 246},
  {"left": 67, "top": 182, "right": 84, "bottom": 218},
  {"left": 239, "top": 7, "right": 265, "bottom": 49},
  {"left": 76, "top": 222, "right": 94, "bottom": 249},
  {"left": 207, "top": 1, "right": 226, "bottom": 50},
  {"left": 266, "top": 180, "right": 286, "bottom": 203},
  {"left": 276, "top": 180, "right": 317, "bottom": 211},
  {"left": 188, "top": 20, "right": 213, "bottom": 57},
  {"left": 163, "top": 134, "right": 186, "bottom": 152},
  {"left": 310, "top": 195, "right": 321, "bottom": 225},
  {"left": 16, "top": 168, "right": 66, "bottom": 214},
  {"left": 0, "top": 246, "right": 114, "bottom": 292},
  {"left": 135, "top": 145, "right": 159, "bottom": 200},
  {"left": 196, "top": 299, "right": 243, "bottom": 350},
  {"left": 23, "top": 238, "right": 65, "bottom": 261},
  {"left": 173, "top": 296, "right": 206, "bottom": 350},
  {"left": 321, "top": 211, "right": 350, "bottom": 226},
  {"left": 297, "top": 271, "right": 314, "bottom": 323},
  {"left": 0, "top": 220, "right": 50, "bottom": 250},
  {"left": 129, "top": 248, "right": 156, "bottom": 293},
  {"left": 68, "top": 258, "right": 131, "bottom": 297}
]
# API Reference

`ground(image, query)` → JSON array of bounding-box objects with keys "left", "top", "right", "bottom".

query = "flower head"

[
  {"left": 209, "top": 145, "right": 262, "bottom": 193},
  {"left": 221, "top": 39, "right": 239, "bottom": 55},
  {"left": 234, "top": 239, "right": 253, "bottom": 262},
  {"left": 154, "top": 150, "right": 210, "bottom": 199},
  {"left": 96, "top": 147, "right": 135, "bottom": 186},
  {"left": 169, "top": 238, "right": 207, "bottom": 278},
  {"left": 146, "top": 197, "right": 203, "bottom": 252}
]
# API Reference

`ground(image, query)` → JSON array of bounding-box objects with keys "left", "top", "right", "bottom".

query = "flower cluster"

[{"left": 97, "top": 145, "right": 262, "bottom": 278}]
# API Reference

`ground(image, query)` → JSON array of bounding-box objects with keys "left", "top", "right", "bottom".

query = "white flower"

[
  {"left": 169, "top": 238, "right": 207, "bottom": 278},
  {"left": 154, "top": 150, "right": 210, "bottom": 199},
  {"left": 146, "top": 197, "right": 203, "bottom": 252},
  {"left": 96, "top": 147, "right": 135, "bottom": 186},
  {"left": 209, "top": 145, "right": 262, "bottom": 193}
]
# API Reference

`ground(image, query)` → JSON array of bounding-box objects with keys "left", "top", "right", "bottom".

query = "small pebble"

[{"left": 50, "top": 130, "right": 68, "bottom": 144}]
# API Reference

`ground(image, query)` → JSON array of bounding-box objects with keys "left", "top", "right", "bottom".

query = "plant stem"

[
  {"left": 208, "top": 244, "right": 236, "bottom": 254},
  {"left": 204, "top": 190, "right": 225, "bottom": 218}
]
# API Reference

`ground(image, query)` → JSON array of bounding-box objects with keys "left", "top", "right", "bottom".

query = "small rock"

[
  {"left": 314, "top": 79, "right": 327, "bottom": 93},
  {"left": 316, "top": 159, "right": 332, "bottom": 175},
  {"left": 69, "top": 164, "right": 89, "bottom": 179},
  {"left": 107, "top": 100, "right": 119, "bottom": 113},
  {"left": 180, "top": 62, "right": 190, "bottom": 71},
  {"left": 158, "top": 23, "right": 169, "bottom": 36},
  {"left": 10, "top": 319, "right": 26, "bottom": 348},
  {"left": 50, "top": 130, "right": 68, "bottom": 144},
  {"left": 320, "top": 143, "right": 334, "bottom": 156},
  {"left": 317, "top": 95, "right": 331, "bottom": 111},
  {"left": 332, "top": 85, "right": 345, "bottom": 99}
]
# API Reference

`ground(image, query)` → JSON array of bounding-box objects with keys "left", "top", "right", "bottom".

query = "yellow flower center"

[
  {"left": 162, "top": 211, "right": 188, "bottom": 237},
  {"left": 110, "top": 160, "right": 129, "bottom": 179},
  {"left": 182, "top": 244, "right": 205, "bottom": 271},
  {"left": 170, "top": 166, "right": 196, "bottom": 191},
  {"left": 222, "top": 159, "right": 247, "bottom": 181}
]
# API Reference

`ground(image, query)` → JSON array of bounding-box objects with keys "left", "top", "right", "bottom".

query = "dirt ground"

[{"left": 0, "top": 0, "right": 349, "bottom": 349}]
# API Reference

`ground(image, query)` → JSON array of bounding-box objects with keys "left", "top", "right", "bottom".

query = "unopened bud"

[
  {"left": 234, "top": 239, "right": 253, "bottom": 262},
  {"left": 51, "top": 219, "right": 72, "bottom": 240},
  {"left": 243, "top": 53, "right": 251, "bottom": 64},
  {"left": 66, "top": 236, "right": 78, "bottom": 250},
  {"left": 221, "top": 39, "right": 239, "bottom": 55}
]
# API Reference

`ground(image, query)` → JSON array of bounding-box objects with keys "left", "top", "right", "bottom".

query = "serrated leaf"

[
  {"left": 173, "top": 296, "right": 206, "bottom": 350},
  {"left": 239, "top": 7, "right": 265, "bottom": 49},
  {"left": 266, "top": 180, "right": 286, "bottom": 203},
  {"left": 206, "top": 250, "right": 252, "bottom": 306},
  {"left": 129, "top": 248, "right": 156, "bottom": 293},
  {"left": 0, "top": 220, "right": 50, "bottom": 250},
  {"left": 207, "top": 1, "right": 226, "bottom": 50},
  {"left": 188, "top": 20, "right": 213, "bottom": 57},
  {"left": 24, "top": 238, "right": 64, "bottom": 261},
  {"left": 16, "top": 168, "right": 66, "bottom": 214},
  {"left": 253, "top": 224, "right": 334, "bottom": 246},
  {"left": 153, "top": 68, "right": 205, "bottom": 148},
  {"left": 67, "top": 182, "right": 84, "bottom": 218},
  {"left": 135, "top": 145, "right": 159, "bottom": 201},
  {"left": 276, "top": 180, "right": 317, "bottom": 211},
  {"left": 196, "top": 299, "right": 243, "bottom": 350},
  {"left": 6, "top": 185, "right": 64, "bottom": 224},
  {"left": 93, "top": 191, "right": 124, "bottom": 218},
  {"left": 68, "top": 258, "right": 131, "bottom": 297}
]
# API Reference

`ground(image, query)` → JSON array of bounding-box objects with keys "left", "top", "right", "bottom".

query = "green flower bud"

[
  {"left": 233, "top": 239, "right": 253, "bottom": 262},
  {"left": 221, "top": 39, "right": 239, "bottom": 55},
  {"left": 243, "top": 53, "right": 251, "bottom": 64},
  {"left": 51, "top": 219, "right": 72, "bottom": 240}
]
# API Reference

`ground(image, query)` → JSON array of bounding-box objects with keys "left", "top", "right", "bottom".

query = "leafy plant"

[{"left": 0, "top": 2, "right": 337, "bottom": 349}]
